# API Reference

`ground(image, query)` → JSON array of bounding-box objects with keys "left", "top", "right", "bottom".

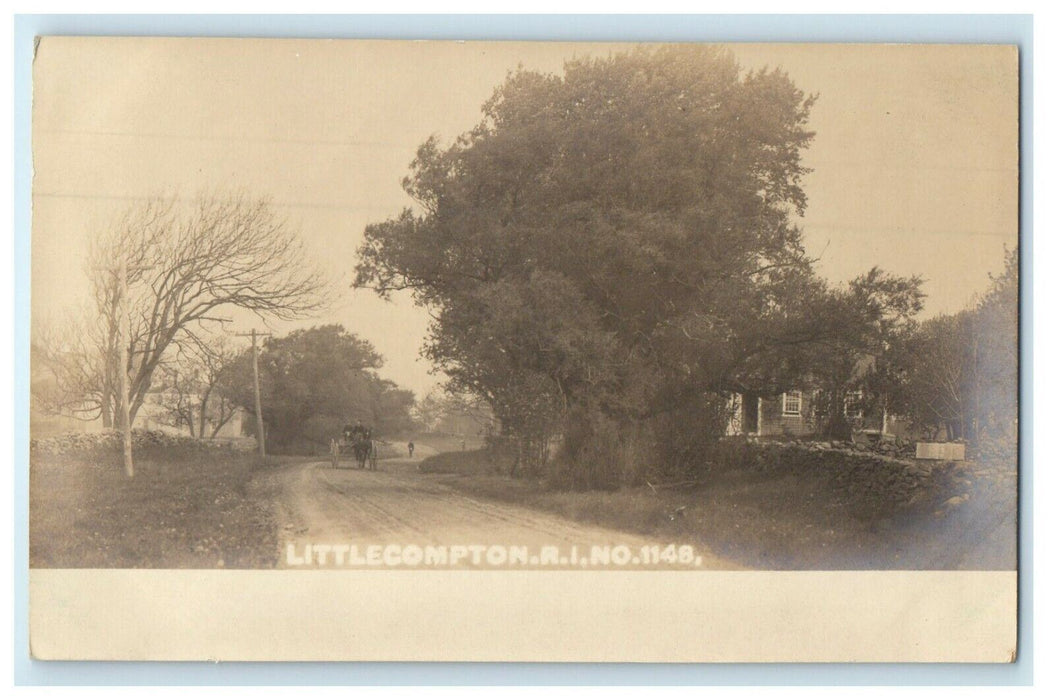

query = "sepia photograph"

[{"left": 27, "top": 37, "right": 1020, "bottom": 662}]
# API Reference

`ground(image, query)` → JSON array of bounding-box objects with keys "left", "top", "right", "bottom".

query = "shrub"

[{"left": 550, "top": 410, "right": 646, "bottom": 491}]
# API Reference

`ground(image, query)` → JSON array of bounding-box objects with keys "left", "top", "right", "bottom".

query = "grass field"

[
  {"left": 421, "top": 449, "right": 1017, "bottom": 570},
  {"left": 30, "top": 435, "right": 1015, "bottom": 571},
  {"left": 30, "top": 445, "right": 280, "bottom": 568}
]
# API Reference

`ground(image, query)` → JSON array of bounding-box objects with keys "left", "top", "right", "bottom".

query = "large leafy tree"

[
  {"left": 221, "top": 325, "right": 415, "bottom": 451},
  {"left": 356, "top": 46, "right": 920, "bottom": 481},
  {"left": 877, "top": 247, "right": 1017, "bottom": 444},
  {"left": 972, "top": 246, "right": 1018, "bottom": 440}
]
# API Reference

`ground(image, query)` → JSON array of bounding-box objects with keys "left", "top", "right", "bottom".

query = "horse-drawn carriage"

[{"left": 330, "top": 434, "right": 379, "bottom": 470}]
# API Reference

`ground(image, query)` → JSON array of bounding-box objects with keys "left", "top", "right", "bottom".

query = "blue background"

[{"left": 13, "top": 13, "right": 1034, "bottom": 685}]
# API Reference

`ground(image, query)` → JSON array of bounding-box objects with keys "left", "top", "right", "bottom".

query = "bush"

[
  {"left": 652, "top": 394, "right": 732, "bottom": 477},
  {"left": 969, "top": 432, "right": 1017, "bottom": 467},
  {"left": 546, "top": 393, "right": 732, "bottom": 491},
  {"left": 550, "top": 410, "right": 645, "bottom": 491}
]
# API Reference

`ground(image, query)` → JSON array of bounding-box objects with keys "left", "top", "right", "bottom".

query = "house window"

[
  {"left": 844, "top": 390, "right": 864, "bottom": 419},
  {"left": 782, "top": 390, "right": 802, "bottom": 416}
]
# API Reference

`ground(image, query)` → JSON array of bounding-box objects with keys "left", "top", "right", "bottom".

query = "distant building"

[{"left": 726, "top": 390, "right": 813, "bottom": 437}]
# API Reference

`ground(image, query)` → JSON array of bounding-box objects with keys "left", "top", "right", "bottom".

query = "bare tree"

[
  {"left": 85, "top": 193, "right": 327, "bottom": 427},
  {"left": 31, "top": 309, "right": 110, "bottom": 423},
  {"left": 156, "top": 334, "right": 242, "bottom": 438}
]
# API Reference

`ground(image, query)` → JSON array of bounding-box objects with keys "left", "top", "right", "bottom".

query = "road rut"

[{"left": 268, "top": 449, "right": 734, "bottom": 569}]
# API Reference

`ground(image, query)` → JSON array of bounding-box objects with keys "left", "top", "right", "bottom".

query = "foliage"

[
  {"left": 411, "top": 390, "right": 448, "bottom": 432},
  {"left": 33, "top": 193, "right": 326, "bottom": 431},
  {"left": 356, "top": 46, "right": 923, "bottom": 484},
  {"left": 972, "top": 246, "right": 1019, "bottom": 441},
  {"left": 879, "top": 247, "right": 1018, "bottom": 444},
  {"left": 412, "top": 389, "right": 495, "bottom": 436},
  {"left": 220, "top": 325, "right": 415, "bottom": 451}
]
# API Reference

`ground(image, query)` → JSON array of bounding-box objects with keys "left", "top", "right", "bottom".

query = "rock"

[
  {"left": 942, "top": 495, "right": 969, "bottom": 508},
  {"left": 30, "top": 429, "right": 235, "bottom": 457}
]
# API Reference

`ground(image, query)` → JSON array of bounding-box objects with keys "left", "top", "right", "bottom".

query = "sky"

[{"left": 31, "top": 38, "right": 1019, "bottom": 399}]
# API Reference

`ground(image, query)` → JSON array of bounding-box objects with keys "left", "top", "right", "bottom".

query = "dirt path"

[{"left": 268, "top": 445, "right": 734, "bottom": 569}]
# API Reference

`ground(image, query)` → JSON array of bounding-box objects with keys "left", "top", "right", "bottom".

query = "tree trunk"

[
  {"left": 208, "top": 402, "right": 236, "bottom": 439},
  {"left": 100, "top": 358, "right": 115, "bottom": 427},
  {"left": 945, "top": 420, "right": 961, "bottom": 441},
  {"left": 100, "top": 391, "right": 113, "bottom": 428},
  {"left": 129, "top": 392, "right": 142, "bottom": 427},
  {"left": 511, "top": 440, "right": 522, "bottom": 478},
  {"left": 198, "top": 388, "right": 211, "bottom": 440}
]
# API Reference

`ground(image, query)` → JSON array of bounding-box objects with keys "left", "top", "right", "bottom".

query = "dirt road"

[{"left": 269, "top": 445, "right": 733, "bottom": 569}]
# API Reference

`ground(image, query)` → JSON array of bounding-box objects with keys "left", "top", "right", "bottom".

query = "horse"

[{"left": 353, "top": 437, "right": 373, "bottom": 470}]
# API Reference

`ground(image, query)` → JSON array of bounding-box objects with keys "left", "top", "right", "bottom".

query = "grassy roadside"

[
  {"left": 420, "top": 449, "right": 1017, "bottom": 570},
  {"left": 30, "top": 445, "right": 280, "bottom": 568}
]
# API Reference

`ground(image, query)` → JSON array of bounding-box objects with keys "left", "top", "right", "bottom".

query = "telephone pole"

[
  {"left": 94, "top": 255, "right": 153, "bottom": 478},
  {"left": 236, "top": 328, "right": 271, "bottom": 458}
]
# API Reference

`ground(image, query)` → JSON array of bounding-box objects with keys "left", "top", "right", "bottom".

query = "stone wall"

[
  {"left": 714, "top": 438, "right": 957, "bottom": 515},
  {"left": 29, "top": 429, "right": 246, "bottom": 457}
]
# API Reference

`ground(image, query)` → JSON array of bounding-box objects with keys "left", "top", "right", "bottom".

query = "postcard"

[{"left": 28, "top": 37, "right": 1018, "bottom": 662}]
